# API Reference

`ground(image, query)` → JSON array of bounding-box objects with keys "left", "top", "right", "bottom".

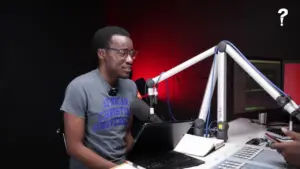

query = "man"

[
  {"left": 61, "top": 26, "right": 138, "bottom": 169},
  {"left": 271, "top": 128, "right": 300, "bottom": 167}
]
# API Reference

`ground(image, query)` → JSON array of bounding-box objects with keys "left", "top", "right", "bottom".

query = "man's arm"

[
  {"left": 61, "top": 80, "right": 116, "bottom": 169},
  {"left": 125, "top": 114, "right": 134, "bottom": 152},
  {"left": 64, "top": 112, "right": 117, "bottom": 169},
  {"left": 125, "top": 82, "right": 139, "bottom": 152}
]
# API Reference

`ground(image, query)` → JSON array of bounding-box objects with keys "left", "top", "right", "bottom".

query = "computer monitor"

[
  {"left": 233, "top": 58, "right": 282, "bottom": 119},
  {"left": 283, "top": 61, "right": 300, "bottom": 124},
  {"left": 283, "top": 61, "right": 300, "bottom": 103}
]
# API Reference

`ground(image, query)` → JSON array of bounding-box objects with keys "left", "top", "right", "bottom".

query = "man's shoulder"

[
  {"left": 120, "top": 78, "right": 136, "bottom": 88},
  {"left": 68, "top": 69, "right": 97, "bottom": 88}
]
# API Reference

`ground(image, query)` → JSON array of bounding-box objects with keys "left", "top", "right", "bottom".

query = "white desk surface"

[{"left": 179, "top": 118, "right": 267, "bottom": 169}]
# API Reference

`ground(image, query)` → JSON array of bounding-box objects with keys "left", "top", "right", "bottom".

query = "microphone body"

[
  {"left": 108, "top": 88, "right": 118, "bottom": 96},
  {"left": 153, "top": 87, "right": 158, "bottom": 104},
  {"left": 130, "top": 99, "right": 163, "bottom": 123}
]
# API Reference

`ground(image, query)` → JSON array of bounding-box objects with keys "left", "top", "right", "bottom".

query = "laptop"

[{"left": 126, "top": 120, "right": 205, "bottom": 169}]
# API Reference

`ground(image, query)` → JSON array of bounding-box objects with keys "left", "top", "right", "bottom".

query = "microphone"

[
  {"left": 108, "top": 88, "right": 118, "bottom": 96},
  {"left": 130, "top": 99, "right": 163, "bottom": 123},
  {"left": 153, "top": 87, "right": 158, "bottom": 104}
]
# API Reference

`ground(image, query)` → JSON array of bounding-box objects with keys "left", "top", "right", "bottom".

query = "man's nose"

[{"left": 125, "top": 55, "right": 133, "bottom": 64}]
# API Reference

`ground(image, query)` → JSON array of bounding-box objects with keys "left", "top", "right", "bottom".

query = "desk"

[
  {"left": 119, "top": 118, "right": 268, "bottom": 169},
  {"left": 178, "top": 118, "right": 267, "bottom": 169}
]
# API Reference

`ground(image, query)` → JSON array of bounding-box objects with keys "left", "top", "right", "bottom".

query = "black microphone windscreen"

[{"left": 130, "top": 99, "right": 151, "bottom": 122}]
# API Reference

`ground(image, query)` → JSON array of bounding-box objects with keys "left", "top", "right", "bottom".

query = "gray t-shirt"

[{"left": 60, "top": 69, "right": 137, "bottom": 169}]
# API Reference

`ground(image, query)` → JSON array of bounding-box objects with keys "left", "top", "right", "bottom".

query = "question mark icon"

[{"left": 278, "top": 8, "right": 288, "bottom": 26}]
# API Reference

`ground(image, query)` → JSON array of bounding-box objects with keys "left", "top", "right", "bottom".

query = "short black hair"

[{"left": 92, "top": 26, "right": 130, "bottom": 53}]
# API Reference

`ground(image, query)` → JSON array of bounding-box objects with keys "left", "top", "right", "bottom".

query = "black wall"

[{"left": 1, "top": 2, "right": 106, "bottom": 168}]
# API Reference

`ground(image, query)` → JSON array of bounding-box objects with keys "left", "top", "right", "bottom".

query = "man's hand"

[
  {"left": 64, "top": 113, "right": 117, "bottom": 169},
  {"left": 271, "top": 127, "right": 300, "bottom": 167}
]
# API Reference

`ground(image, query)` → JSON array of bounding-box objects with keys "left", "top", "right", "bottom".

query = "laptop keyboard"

[{"left": 131, "top": 151, "right": 204, "bottom": 169}]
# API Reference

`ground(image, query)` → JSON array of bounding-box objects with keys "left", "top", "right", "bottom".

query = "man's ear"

[{"left": 97, "top": 49, "right": 105, "bottom": 60}]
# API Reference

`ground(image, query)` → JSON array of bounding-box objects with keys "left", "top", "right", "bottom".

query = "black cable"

[
  {"left": 249, "top": 119, "right": 267, "bottom": 126},
  {"left": 249, "top": 119, "right": 291, "bottom": 127}
]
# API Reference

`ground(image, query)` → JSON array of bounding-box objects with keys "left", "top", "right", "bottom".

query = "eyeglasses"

[{"left": 106, "top": 47, "right": 137, "bottom": 59}]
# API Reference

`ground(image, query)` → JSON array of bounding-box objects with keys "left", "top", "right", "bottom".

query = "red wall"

[
  {"left": 104, "top": 1, "right": 297, "bottom": 119},
  {"left": 105, "top": 1, "right": 216, "bottom": 118},
  {"left": 284, "top": 63, "right": 300, "bottom": 103}
]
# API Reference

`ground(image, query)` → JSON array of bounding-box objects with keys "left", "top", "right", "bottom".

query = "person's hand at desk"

[{"left": 271, "top": 127, "right": 300, "bottom": 167}]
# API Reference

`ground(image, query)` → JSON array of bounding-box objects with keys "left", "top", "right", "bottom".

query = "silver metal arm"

[
  {"left": 146, "top": 46, "right": 216, "bottom": 112},
  {"left": 224, "top": 42, "right": 300, "bottom": 121},
  {"left": 216, "top": 50, "right": 229, "bottom": 140},
  {"left": 194, "top": 56, "right": 218, "bottom": 136},
  {"left": 194, "top": 49, "right": 229, "bottom": 141},
  {"left": 146, "top": 40, "right": 300, "bottom": 142},
  {"left": 196, "top": 41, "right": 300, "bottom": 141}
]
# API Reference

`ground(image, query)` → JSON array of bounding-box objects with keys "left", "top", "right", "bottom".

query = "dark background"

[{"left": 1, "top": 0, "right": 299, "bottom": 168}]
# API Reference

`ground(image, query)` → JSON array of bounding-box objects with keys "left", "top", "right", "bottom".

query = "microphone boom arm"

[
  {"left": 146, "top": 46, "right": 217, "bottom": 86},
  {"left": 146, "top": 41, "right": 300, "bottom": 141},
  {"left": 225, "top": 42, "right": 300, "bottom": 118},
  {"left": 146, "top": 46, "right": 216, "bottom": 112}
]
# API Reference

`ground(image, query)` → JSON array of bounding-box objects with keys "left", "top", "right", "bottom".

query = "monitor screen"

[
  {"left": 233, "top": 59, "right": 282, "bottom": 115},
  {"left": 283, "top": 62, "right": 300, "bottom": 103}
]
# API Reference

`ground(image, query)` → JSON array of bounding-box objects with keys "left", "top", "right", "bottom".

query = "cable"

[
  {"left": 166, "top": 79, "right": 177, "bottom": 121},
  {"left": 249, "top": 119, "right": 267, "bottom": 126},
  {"left": 153, "top": 72, "right": 177, "bottom": 121},
  {"left": 144, "top": 82, "right": 148, "bottom": 102},
  {"left": 207, "top": 120, "right": 217, "bottom": 137},
  {"left": 208, "top": 120, "right": 217, "bottom": 131},
  {"left": 155, "top": 72, "right": 165, "bottom": 87},
  {"left": 224, "top": 40, "right": 287, "bottom": 96},
  {"left": 204, "top": 47, "right": 219, "bottom": 136}
]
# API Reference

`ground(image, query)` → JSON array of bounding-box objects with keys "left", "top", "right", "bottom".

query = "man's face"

[{"left": 102, "top": 35, "right": 136, "bottom": 79}]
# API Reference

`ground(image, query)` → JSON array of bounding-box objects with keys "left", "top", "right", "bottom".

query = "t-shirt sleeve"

[
  {"left": 60, "top": 80, "right": 87, "bottom": 118},
  {"left": 132, "top": 81, "right": 138, "bottom": 100}
]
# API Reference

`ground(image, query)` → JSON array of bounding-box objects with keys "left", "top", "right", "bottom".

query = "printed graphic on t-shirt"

[{"left": 93, "top": 97, "right": 130, "bottom": 131}]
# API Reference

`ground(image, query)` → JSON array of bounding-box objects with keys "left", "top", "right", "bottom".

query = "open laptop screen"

[{"left": 128, "top": 121, "right": 193, "bottom": 155}]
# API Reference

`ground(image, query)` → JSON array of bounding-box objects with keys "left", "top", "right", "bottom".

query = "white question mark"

[{"left": 278, "top": 8, "right": 288, "bottom": 26}]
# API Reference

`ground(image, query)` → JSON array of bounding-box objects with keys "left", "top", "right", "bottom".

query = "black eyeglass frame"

[{"left": 106, "top": 47, "right": 137, "bottom": 59}]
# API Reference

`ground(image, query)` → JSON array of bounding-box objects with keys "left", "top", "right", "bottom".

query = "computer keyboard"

[
  {"left": 132, "top": 151, "right": 204, "bottom": 169},
  {"left": 232, "top": 146, "right": 263, "bottom": 160},
  {"left": 212, "top": 145, "right": 287, "bottom": 169}
]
